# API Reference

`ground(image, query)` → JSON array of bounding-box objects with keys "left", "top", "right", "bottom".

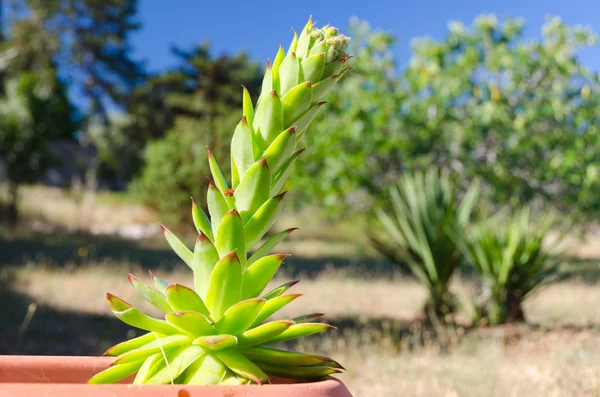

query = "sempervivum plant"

[{"left": 89, "top": 18, "right": 350, "bottom": 386}]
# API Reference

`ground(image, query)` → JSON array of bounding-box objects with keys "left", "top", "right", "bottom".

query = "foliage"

[
  {"left": 0, "top": 72, "right": 76, "bottom": 224},
  {"left": 299, "top": 16, "right": 600, "bottom": 220},
  {"left": 292, "top": 18, "right": 402, "bottom": 213},
  {"left": 455, "top": 208, "right": 564, "bottom": 325},
  {"left": 129, "top": 44, "right": 262, "bottom": 221},
  {"left": 20, "top": 0, "right": 144, "bottom": 118},
  {"left": 371, "top": 169, "right": 479, "bottom": 320},
  {"left": 130, "top": 129, "right": 212, "bottom": 227},
  {"left": 90, "top": 19, "right": 350, "bottom": 385}
]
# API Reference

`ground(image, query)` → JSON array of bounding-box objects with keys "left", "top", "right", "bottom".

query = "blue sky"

[{"left": 132, "top": 0, "right": 600, "bottom": 73}]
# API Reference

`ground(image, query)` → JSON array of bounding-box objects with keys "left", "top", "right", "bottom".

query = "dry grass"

[
  {"left": 6, "top": 262, "right": 600, "bottom": 396},
  {"left": 13, "top": 265, "right": 600, "bottom": 329},
  {"left": 327, "top": 328, "right": 600, "bottom": 397},
  {"left": 10, "top": 185, "right": 156, "bottom": 229},
  {"left": 4, "top": 185, "right": 600, "bottom": 396}
]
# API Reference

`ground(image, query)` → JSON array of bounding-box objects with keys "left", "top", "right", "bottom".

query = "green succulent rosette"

[{"left": 89, "top": 18, "right": 350, "bottom": 385}]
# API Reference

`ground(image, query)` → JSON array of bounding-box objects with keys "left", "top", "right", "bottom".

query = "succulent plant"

[
  {"left": 455, "top": 208, "right": 564, "bottom": 325},
  {"left": 89, "top": 18, "right": 350, "bottom": 385},
  {"left": 370, "top": 169, "right": 479, "bottom": 321}
]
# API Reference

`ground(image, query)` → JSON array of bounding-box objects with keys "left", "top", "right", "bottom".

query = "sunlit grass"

[{"left": 4, "top": 249, "right": 600, "bottom": 396}]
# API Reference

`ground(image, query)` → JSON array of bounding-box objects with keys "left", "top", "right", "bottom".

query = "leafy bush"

[
  {"left": 456, "top": 208, "right": 563, "bottom": 324},
  {"left": 130, "top": 129, "right": 216, "bottom": 226},
  {"left": 0, "top": 72, "right": 76, "bottom": 225},
  {"left": 371, "top": 169, "right": 479, "bottom": 321}
]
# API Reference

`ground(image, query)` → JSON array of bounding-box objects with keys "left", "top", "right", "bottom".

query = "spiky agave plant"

[
  {"left": 370, "top": 169, "right": 479, "bottom": 321},
  {"left": 455, "top": 208, "right": 564, "bottom": 325},
  {"left": 89, "top": 19, "right": 350, "bottom": 385}
]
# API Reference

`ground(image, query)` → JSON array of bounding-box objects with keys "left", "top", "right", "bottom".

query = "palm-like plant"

[
  {"left": 455, "top": 208, "right": 563, "bottom": 325},
  {"left": 370, "top": 169, "right": 479, "bottom": 320}
]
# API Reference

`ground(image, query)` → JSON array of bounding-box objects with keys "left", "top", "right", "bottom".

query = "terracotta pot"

[{"left": 0, "top": 355, "right": 353, "bottom": 397}]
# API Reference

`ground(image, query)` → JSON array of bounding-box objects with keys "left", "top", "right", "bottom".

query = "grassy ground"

[
  {"left": 2, "top": 230, "right": 600, "bottom": 396},
  {"left": 2, "top": 186, "right": 600, "bottom": 396}
]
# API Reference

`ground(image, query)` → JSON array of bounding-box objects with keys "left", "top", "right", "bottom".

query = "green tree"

[
  {"left": 0, "top": 72, "right": 76, "bottom": 225},
  {"left": 299, "top": 16, "right": 600, "bottom": 220},
  {"left": 18, "top": 0, "right": 144, "bottom": 118},
  {"left": 402, "top": 15, "right": 599, "bottom": 215},
  {"left": 130, "top": 44, "right": 262, "bottom": 224},
  {"left": 292, "top": 18, "right": 403, "bottom": 213},
  {"left": 0, "top": 10, "right": 77, "bottom": 226}
]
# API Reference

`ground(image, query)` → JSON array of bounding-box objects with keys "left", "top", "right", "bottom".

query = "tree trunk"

[
  {"left": 488, "top": 293, "right": 526, "bottom": 325},
  {"left": 6, "top": 182, "right": 19, "bottom": 228},
  {"left": 505, "top": 295, "right": 526, "bottom": 323},
  {"left": 424, "top": 289, "right": 455, "bottom": 324}
]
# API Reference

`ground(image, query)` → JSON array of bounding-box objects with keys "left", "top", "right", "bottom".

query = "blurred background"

[{"left": 1, "top": 1, "right": 600, "bottom": 395}]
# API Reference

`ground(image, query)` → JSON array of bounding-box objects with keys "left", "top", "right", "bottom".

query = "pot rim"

[{"left": 0, "top": 355, "right": 350, "bottom": 396}]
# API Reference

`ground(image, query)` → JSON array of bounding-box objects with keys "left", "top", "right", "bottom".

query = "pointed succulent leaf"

[
  {"left": 251, "top": 294, "right": 302, "bottom": 327},
  {"left": 271, "top": 150, "right": 305, "bottom": 196},
  {"left": 242, "top": 86, "right": 255, "bottom": 125},
  {"left": 165, "top": 284, "right": 211, "bottom": 319},
  {"left": 88, "top": 360, "right": 141, "bottom": 384},
  {"left": 307, "top": 38, "right": 327, "bottom": 59},
  {"left": 271, "top": 45, "right": 285, "bottom": 92},
  {"left": 232, "top": 158, "right": 240, "bottom": 189},
  {"left": 282, "top": 82, "right": 312, "bottom": 127},
  {"left": 192, "top": 233, "right": 220, "bottom": 300},
  {"left": 248, "top": 228, "right": 297, "bottom": 266},
  {"left": 253, "top": 90, "right": 283, "bottom": 149},
  {"left": 258, "top": 60, "right": 272, "bottom": 101},
  {"left": 205, "top": 250, "right": 243, "bottom": 321},
  {"left": 207, "top": 179, "right": 229, "bottom": 238},
  {"left": 193, "top": 334, "right": 237, "bottom": 351},
  {"left": 241, "top": 254, "right": 288, "bottom": 300},
  {"left": 295, "top": 18, "right": 314, "bottom": 59},
  {"left": 192, "top": 198, "right": 214, "bottom": 243},
  {"left": 234, "top": 159, "right": 271, "bottom": 223},
  {"left": 237, "top": 320, "right": 294, "bottom": 348},
  {"left": 161, "top": 225, "right": 193, "bottom": 268},
  {"left": 264, "top": 127, "right": 297, "bottom": 175},
  {"left": 287, "top": 29, "right": 298, "bottom": 55},
  {"left": 242, "top": 347, "right": 342, "bottom": 368},
  {"left": 231, "top": 116, "right": 255, "bottom": 187},
  {"left": 279, "top": 51, "right": 301, "bottom": 95},
  {"left": 262, "top": 280, "right": 300, "bottom": 300},
  {"left": 245, "top": 192, "right": 286, "bottom": 249},
  {"left": 295, "top": 102, "right": 326, "bottom": 142},
  {"left": 215, "top": 298, "right": 266, "bottom": 334},
  {"left": 112, "top": 335, "right": 191, "bottom": 365},
  {"left": 133, "top": 352, "right": 168, "bottom": 385},
  {"left": 166, "top": 311, "right": 217, "bottom": 337},
  {"left": 180, "top": 353, "right": 227, "bottom": 385},
  {"left": 107, "top": 294, "right": 178, "bottom": 335},
  {"left": 301, "top": 53, "right": 325, "bottom": 83},
  {"left": 145, "top": 346, "right": 205, "bottom": 385},
  {"left": 312, "top": 69, "right": 349, "bottom": 103},
  {"left": 127, "top": 274, "right": 172, "bottom": 313},
  {"left": 215, "top": 210, "right": 246, "bottom": 267},
  {"left": 104, "top": 332, "right": 159, "bottom": 357},
  {"left": 267, "top": 323, "right": 335, "bottom": 343},
  {"left": 293, "top": 313, "right": 325, "bottom": 323},
  {"left": 256, "top": 362, "right": 342, "bottom": 380},
  {"left": 220, "top": 373, "right": 249, "bottom": 385},
  {"left": 206, "top": 147, "right": 233, "bottom": 207},
  {"left": 149, "top": 271, "right": 169, "bottom": 295},
  {"left": 322, "top": 58, "right": 346, "bottom": 80},
  {"left": 215, "top": 350, "right": 269, "bottom": 385}
]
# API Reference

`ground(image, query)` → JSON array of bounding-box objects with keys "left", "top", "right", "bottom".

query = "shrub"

[
  {"left": 130, "top": 130, "right": 215, "bottom": 226},
  {"left": 456, "top": 208, "right": 563, "bottom": 324},
  {"left": 371, "top": 169, "right": 479, "bottom": 321}
]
